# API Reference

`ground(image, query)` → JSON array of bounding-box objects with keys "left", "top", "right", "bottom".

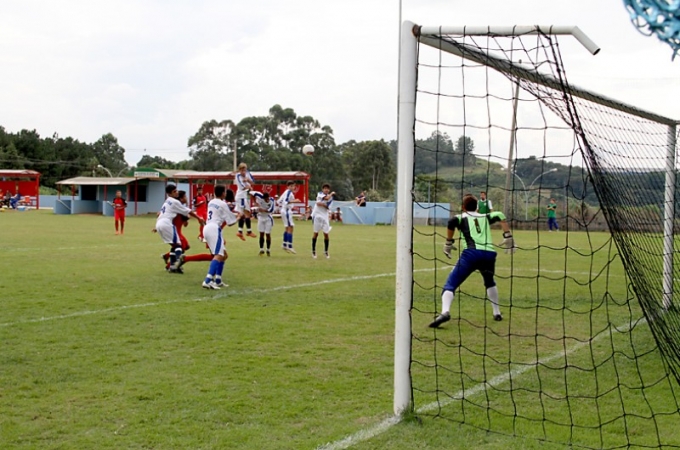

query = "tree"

[
  {"left": 454, "top": 135, "right": 475, "bottom": 166},
  {"left": 187, "top": 119, "right": 235, "bottom": 171},
  {"left": 342, "top": 140, "right": 395, "bottom": 197},
  {"left": 135, "top": 155, "right": 179, "bottom": 169},
  {"left": 92, "top": 133, "right": 127, "bottom": 175},
  {"left": 0, "top": 142, "right": 25, "bottom": 170}
]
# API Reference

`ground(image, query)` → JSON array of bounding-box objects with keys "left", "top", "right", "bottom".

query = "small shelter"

[
  {"left": 55, "top": 176, "right": 142, "bottom": 215},
  {"left": 0, "top": 169, "right": 41, "bottom": 208}
]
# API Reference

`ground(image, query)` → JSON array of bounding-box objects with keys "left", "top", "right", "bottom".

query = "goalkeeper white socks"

[
  {"left": 442, "top": 290, "right": 454, "bottom": 314},
  {"left": 487, "top": 286, "right": 501, "bottom": 316}
]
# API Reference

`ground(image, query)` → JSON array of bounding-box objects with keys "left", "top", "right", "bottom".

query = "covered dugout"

[
  {"left": 175, "top": 171, "right": 311, "bottom": 215},
  {"left": 55, "top": 177, "right": 141, "bottom": 215},
  {"left": 0, "top": 169, "right": 41, "bottom": 208}
]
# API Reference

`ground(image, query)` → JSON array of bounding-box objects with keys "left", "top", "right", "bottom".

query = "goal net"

[{"left": 395, "top": 23, "right": 680, "bottom": 449}]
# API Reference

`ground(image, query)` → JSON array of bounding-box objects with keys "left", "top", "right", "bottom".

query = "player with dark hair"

[
  {"left": 202, "top": 184, "right": 239, "bottom": 289},
  {"left": 476, "top": 191, "right": 493, "bottom": 214},
  {"left": 547, "top": 198, "right": 559, "bottom": 232},
  {"left": 429, "top": 194, "right": 516, "bottom": 328},
  {"left": 153, "top": 184, "right": 206, "bottom": 273},
  {"left": 252, "top": 191, "right": 275, "bottom": 256},
  {"left": 111, "top": 190, "right": 127, "bottom": 235},
  {"left": 311, "top": 183, "right": 334, "bottom": 259},
  {"left": 234, "top": 162, "right": 257, "bottom": 240},
  {"left": 162, "top": 190, "right": 213, "bottom": 270},
  {"left": 193, "top": 186, "right": 208, "bottom": 241},
  {"left": 280, "top": 180, "right": 302, "bottom": 253}
]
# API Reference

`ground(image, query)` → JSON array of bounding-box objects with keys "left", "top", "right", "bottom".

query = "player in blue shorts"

[
  {"left": 279, "top": 180, "right": 302, "bottom": 254},
  {"left": 429, "top": 194, "right": 516, "bottom": 328}
]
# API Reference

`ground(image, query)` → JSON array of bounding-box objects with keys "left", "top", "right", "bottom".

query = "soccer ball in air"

[{"left": 302, "top": 144, "right": 315, "bottom": 156}]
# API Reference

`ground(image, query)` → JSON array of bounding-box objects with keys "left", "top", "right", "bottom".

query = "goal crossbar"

[
  {"left": 418, "top": 25, "right": 601, "bottom": 55},
  {"left": 416, "top": 27, "right": 678, "bottom": 126}
]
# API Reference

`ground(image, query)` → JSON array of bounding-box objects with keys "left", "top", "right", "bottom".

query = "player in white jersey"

[
  {"left": 311, "top": 183, "right": 335, "bottom": 259},
  {"left": 279, "top": 180, "right": 302, "bottom": 254},
  {"left": 234, "top": 162, "right": 257, "bottom": 240},
  {"left": 202, "top": 185, "right": 239, "bottom": 290},
  {"left": 252, "top": 191, "right": 275, "bottom": 256},
  {"left": 154, "top": 184, "right": 205, "bottom": 273}
]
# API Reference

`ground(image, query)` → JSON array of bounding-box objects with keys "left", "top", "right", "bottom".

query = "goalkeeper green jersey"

[{"left": 448, "top": 211, "right": 506, "bottom": 252}]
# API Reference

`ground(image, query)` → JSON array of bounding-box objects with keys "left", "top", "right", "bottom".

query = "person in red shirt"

[
  {"left": 111, "top": 190, "right": 127, "bottom": 235},
  {"left": 162, "top": 190, "right": 213, "bottom": 271},
  {"left": 193, "top": 186, "right": 208, "bottom": 241}
]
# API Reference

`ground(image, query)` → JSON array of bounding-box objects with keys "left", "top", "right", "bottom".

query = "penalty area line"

[{"left": 315, "top": 316, "right": 645, "bottom": 450}]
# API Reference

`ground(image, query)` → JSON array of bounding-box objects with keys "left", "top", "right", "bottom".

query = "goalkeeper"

[{"left": 429, "top": 194, "right": 515, "bottom": 328}]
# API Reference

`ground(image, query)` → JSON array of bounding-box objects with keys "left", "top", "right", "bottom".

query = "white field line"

[
  {"left": 0, "top": 269, "right": 431, "bottom": 328},
  {"left": 4, "top": 243, "right": 160, "bottom": 253},
  {"left": 1, "top": 258, "right": 642, "bottom": 448},
  {"left": 316, "top": 317, "right": 646, "bottom": 450},
  {"left": 1, "top": 263, "right": 624, "bottom": 328}
]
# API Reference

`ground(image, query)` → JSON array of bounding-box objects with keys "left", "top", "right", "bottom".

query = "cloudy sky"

[{"left": 1, "top": 0, "right": 678, "bottom": 166}]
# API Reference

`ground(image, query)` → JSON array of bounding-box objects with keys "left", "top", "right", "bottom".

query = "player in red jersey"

[
  {"left": 193, "top": 186, "right": 208, "bottom": 241},
  {"left": 111, "top": 190, "right": 127, "bottom": 235},
  {"left": 162, "top": 190, "right": 213, "bottom": 270}
]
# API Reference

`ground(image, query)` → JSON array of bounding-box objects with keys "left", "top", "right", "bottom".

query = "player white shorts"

[
  {"left": 203, "top": 223, "right": 226, "bottom": 256},
  {"left": 313, "top": 214, "right": 331, "bottom": 234},
  {"left": 281, "top": 209, "right": 295, "bottom": 228},
  {"left": 258, "top": 215, "right": 274, "bottom": 234},
  {"left": 235, "top": 195, "right": 251, "bottom": 214},
  {"left": 156, "top": 219, "right": 180, "bottom": 245}
]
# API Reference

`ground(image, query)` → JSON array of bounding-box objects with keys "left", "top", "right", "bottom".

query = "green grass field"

[{"left": 1, "top": 210, "right": 679, "bottom": 449}]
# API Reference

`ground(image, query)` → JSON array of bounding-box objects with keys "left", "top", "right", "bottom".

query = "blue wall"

[
  {"left": 47, "top": 181, "right": 190, "bottom": 216},
  {"left": 327, "top": 201, "right": 452, "bottom": 226}
]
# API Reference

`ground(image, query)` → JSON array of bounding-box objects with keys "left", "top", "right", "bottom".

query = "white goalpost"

[{"left": 394, "top": 22, "right": 680, "bottom": 445}]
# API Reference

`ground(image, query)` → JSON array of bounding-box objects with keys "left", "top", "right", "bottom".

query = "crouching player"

[
  {"left": 311, "top": 183, "right": 334, "bottom": 259},
  {"left": 162, "top": 190, "right": 213, "bottom": 270},
  {"left": 202, "top": 185, "right": 239, "bottom": 290},
  {"left": 251, "top": 191, "right": 275, "bottom": 256},
  {"left": 429, "top": 194, "right": 516, "bottom": 328},
  {"left": 154, "top": 184, "right": 206, "bottom": 273}
]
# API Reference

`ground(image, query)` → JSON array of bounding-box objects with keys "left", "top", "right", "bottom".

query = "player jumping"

[{"left": 234, "top": 162, "right": 256, "bottom": 240}]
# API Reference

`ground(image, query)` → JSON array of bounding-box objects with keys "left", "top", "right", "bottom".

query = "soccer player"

[
  {"left": 547, "top": 198, "right": 559, "bottom": 231},
  {"left": 252, "top": 191, "right": 275, "bottom": 256},
  {"left": 280, "top": 180, "right": 302, "bottom": 253},
  {"left": 162, "top": 191, "right": 213, "bottom": 270},
  {"left": 311, "top": 183, "right": 334, "bottom": 259},
  {"left": 153, "top": 184, "right": 206, "bottom": 273},
  {"left": 476, "top": 191, "right": 493, "bottom": 214},
  {"left": 111, "top": 190, "right": 127, "bottom": 235},
  {"left": 234, "top": 162, "right": 257, "bottom": 240},
  {"left": 429, "top": 194, "right": 516, "bottom": 328},
  {"left": 202, "top": 185, "right": 239, "bottom": 289},
  {"left": 193, "top": 186, "right": 208, "bottom": 241}
]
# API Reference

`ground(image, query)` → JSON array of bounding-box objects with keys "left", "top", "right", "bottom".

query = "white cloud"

[{"left": 0, "top": 0, "right": 678, "bottom": 167}]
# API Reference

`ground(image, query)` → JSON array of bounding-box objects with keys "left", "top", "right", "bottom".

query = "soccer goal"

[{"left": 395, "top": 22, "right": 680, "bottom": 448}]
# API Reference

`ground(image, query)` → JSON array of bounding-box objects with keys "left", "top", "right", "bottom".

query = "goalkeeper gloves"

[
  {"left": 500, "top": 231, "right": 516, "bottom": 253},
  {"left": 443, "top": 239, "right": 456, "bottom": 259}
]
